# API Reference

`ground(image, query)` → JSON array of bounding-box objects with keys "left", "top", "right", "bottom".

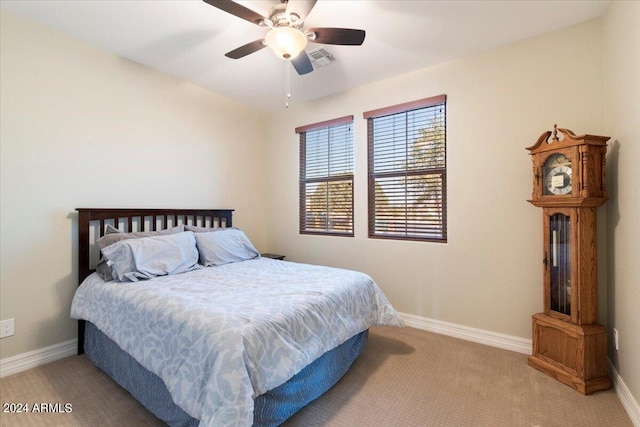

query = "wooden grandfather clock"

[{"left": 526, "top": 125, "right": 611, "bottom": 395}]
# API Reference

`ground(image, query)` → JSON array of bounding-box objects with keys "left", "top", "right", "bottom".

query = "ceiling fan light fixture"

[{"left": 265, "top": 26, "right": 308, "bottom": 60}]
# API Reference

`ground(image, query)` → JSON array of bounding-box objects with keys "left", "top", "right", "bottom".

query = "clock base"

[{"left": 529, "top": 313, "right": 611, "bottom": 395}]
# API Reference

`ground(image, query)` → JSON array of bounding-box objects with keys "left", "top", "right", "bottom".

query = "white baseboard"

[
  {"left": 609, "top": 361, "right": 640, "bottom": 427},
  {"left": 0, "top": 338, "right": 77, "bottom": 378},
  {"left": 399, "top": 312, "right": 533, "bottom": 355}
]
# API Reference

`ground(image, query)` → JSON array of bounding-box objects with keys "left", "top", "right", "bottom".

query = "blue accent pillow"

[
  {"left": 101, "top": 231, "right": 200, "bottom": 282},
  {"left": 95, "top": 225, "right": 185, "bottom": 281},
  {"left": 194, "top": 228, "right": 260, "bottom": 266}
]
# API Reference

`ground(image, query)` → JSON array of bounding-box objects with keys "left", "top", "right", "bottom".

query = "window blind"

[
  {"left": 298, "top": 117, "right": 354, "bottom": 236},
  {"left": 365, "top": 96, "right": 447, "bottom": 242}
]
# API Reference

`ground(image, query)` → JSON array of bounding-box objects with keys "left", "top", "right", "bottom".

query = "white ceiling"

[{"left": 1, "top": 0, "right": 610, "bottom": 111}]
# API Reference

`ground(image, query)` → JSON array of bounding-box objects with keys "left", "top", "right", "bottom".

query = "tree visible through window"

[
  {"left": 365, "top": 95, "right": 447, "bottom": 242},
  {"left": 296, "top": 116, "right": 354, "bottom": 236}
]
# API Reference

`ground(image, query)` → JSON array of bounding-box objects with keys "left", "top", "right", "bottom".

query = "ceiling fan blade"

[
  {"left": 225, "top": 39, "right": 266, "bottom": 59},
  {"left": 307, "top": 28, "right": 366, "bottom": 46},
  {"left": 291, "top": 51, "right": 313, "bottom": 75},
  {"left": 285, "top": 0, "right": 318, "bottom": 22},
  {"left": 202, "top": 0, "right": 267, "bottom": 26}
]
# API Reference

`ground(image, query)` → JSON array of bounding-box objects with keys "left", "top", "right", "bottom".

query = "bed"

[{"left": 71, "top": 208, "right": 403, "bottom": 427}]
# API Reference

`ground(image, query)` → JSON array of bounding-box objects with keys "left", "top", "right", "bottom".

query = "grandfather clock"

[{"left": 526, "top": 125, "right": 611, "bottom": 395}]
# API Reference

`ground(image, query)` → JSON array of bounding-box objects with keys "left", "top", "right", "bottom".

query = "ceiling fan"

[{"left": 203, "top": 0, "right": 366, "bottom": 75}]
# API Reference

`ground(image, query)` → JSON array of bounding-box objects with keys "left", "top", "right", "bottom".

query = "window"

[
  {"left": 296, "top": 116, "right": 354, "bottom": 236},
  {"left": 364, "top": 95, "right": 447, "bottom": 242}
]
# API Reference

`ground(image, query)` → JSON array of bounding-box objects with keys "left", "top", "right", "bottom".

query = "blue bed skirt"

[{"left": 84, "top": 322, "right": 368, "bottom": 426}]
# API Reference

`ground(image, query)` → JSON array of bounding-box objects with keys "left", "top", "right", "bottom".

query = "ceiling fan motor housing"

[{"left": 267, "top": 3, "right": 303, "bottom": 29}]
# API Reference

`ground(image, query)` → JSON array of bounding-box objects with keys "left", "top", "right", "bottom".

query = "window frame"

[
  {"left": 296, "top": 115, "right": 355, "bottom": 237},
  {"left": 364, "top": 95, "right": 447, "bottom": 242}
]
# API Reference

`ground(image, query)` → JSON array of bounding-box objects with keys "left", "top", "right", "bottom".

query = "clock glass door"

[{"left": 549, "top": 213, "right": 571, "bottom": 315}]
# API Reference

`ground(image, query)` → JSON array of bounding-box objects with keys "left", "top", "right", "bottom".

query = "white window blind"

[
  {"left": 297, "top": 116, "right": 354, "bottom": 236},
  {"left": 365, "top": 95, "right": 447, "bottom": 242}
]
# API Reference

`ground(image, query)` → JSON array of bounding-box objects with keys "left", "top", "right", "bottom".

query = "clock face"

[{"left": 543, "top": 153, "right": 572, "bottom": 195}]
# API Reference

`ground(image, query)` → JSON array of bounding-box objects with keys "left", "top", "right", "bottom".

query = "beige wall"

[
  {"left": 0, "top": 11, "right": 268, "bottom": 359},
  {"left": 265, "top": 19, "right": 604, "bottom": 340},
  {"left": 603, "top": 0, "right": 640, "bottom": 404}
]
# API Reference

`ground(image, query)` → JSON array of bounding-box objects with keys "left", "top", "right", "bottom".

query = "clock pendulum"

[{"left": 525, "top": 125, "right": 611, "bottom": 395}]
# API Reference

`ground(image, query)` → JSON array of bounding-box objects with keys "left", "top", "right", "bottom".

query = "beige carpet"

[{"left": 0, "top": 326, "right": 632, "bottom": 427}]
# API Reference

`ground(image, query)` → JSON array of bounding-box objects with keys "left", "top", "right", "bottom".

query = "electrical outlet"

[
  {"left": 0, "top": 319, "right": 15, "bottom": 338},
  {"left": 613, "top": 328, "right": 619, "bottom": 350}
]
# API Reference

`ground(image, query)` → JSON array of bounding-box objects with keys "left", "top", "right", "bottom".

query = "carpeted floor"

[{"left": 0, "top": 326, "right": 633, "bottom": 426}]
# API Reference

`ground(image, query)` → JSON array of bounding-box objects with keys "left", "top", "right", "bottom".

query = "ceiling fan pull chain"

[{"left": 285, "top": 59, "right": 292, "bottom": 108}]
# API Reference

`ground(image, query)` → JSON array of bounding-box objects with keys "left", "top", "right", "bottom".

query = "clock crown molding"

[{"left": 526, "top": 124, "right": 609, "bottom": 154}]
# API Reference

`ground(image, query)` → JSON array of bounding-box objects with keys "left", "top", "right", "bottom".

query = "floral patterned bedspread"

[{"left": 71, "top": 258, "right": 403, "bottom": 426}]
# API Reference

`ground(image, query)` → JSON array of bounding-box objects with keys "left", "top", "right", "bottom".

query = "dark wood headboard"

[{"left": 75, "top": 208, "right": 234, "bottom": 354}]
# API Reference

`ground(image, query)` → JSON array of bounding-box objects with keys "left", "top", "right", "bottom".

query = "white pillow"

[
  {"left": 194, "top": 228, "right": 260, "bottom": 266},
  {"left": 101, "top": 231, "right": 200, "bottom": 282}
]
